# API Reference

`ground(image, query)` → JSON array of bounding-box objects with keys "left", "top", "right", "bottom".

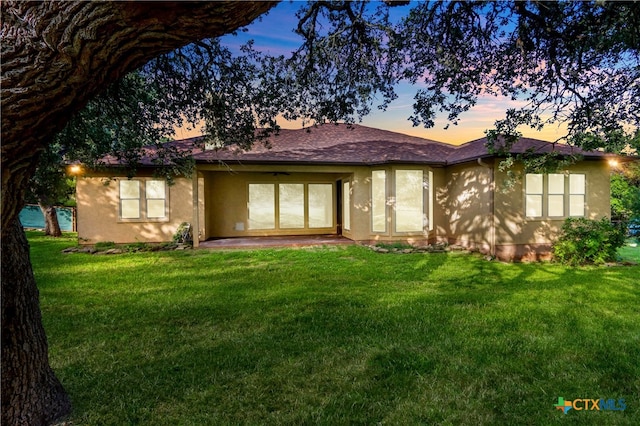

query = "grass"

[
  {"left": 619, "top": 238, "right": 640, "bottom": 263},
  {"left": 29, "top": 231, "right": 640, "bottom": 425}
]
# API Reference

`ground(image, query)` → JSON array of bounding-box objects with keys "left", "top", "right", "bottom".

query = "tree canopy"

[
  {"left": 149, "top": 0, "right": 639, "bottom": 156},
  {"left": 46, "top": 1, "right": 640, "bottom": 189}
]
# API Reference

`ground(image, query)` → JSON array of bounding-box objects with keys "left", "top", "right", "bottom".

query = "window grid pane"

[
  {"left": 146, "top": 180, "right": 166, "bottom": 199},
  {"left": 395, "top": 170, "right": 424, "bottom": 232},
  {"left": 120, "top": 180, "right": 140, "bottom": 199},
  {"left": 526, "top": 195, "right": 543, "bottom": 217},
  {"left": 570, "top": 174, "right": 586, "bottom": 195},
  {"left": 121, "top": 199, "right": 140, "bottom": 219},
  {"left": 278, "top": 183, "right": 305, "bottom": 228},
  {"left": 343, "top": 182, "right": 351, "bottom": 231},
  {"left": 526, "top": 174, "right": 543, "bottom": 194},
  {"left": 570, "top": 194, "right": 585, "bottom": 217},
  {"left": 147, "top": 199, "right": 166, "bottom": 218},
  {"left": 308, "top": 184, "right": 333, "bottom": 228},
  {"left": 371, "top": 171, "right": 386, "bottom": 232},
  {"left": 548, "top": 174, "right": 565, "bottom": 194},
  {"left": 248, "top": 184, "right": 275, "bottom": 229},
  {"left": 548, "top": 194, "right": 564, "bottom": 217}
]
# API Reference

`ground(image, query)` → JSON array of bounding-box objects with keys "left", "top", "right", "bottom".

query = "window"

[
  {"left": 547, "top": 174, "right": 565, "bottom": 217},
  {"left": 525, "top": 173, "right": 586, "bottom": 218},
  {"left": 119, "top": 179, "right": 167, "bottom": 220},
  {"left": 279, "top": 183, "right": 304, "bottom": 228},
  {"left": 146, "top": 180, "right": 166, "bottom": 218},
  {"left": 309, "top": 184, "right": 333, "bottom": 228},
  {"left": 343, "top": 181, "right": 351, "bottom": 231},
  {"left": 120, "top": 180, "right": 140, "bottom": 219},
  {"left": 248, "top": 183, "right": 334, "bottom": 230},
  {"left": 395, "top": 170, "right": 424, "bottom": 232},
  {"left": 569, "top": 174, "right": 586, "bottom": 217},
  {"left": 371, "top": 170, "right": 386, "bottom": 232},
  {"left": 428, "top": 170, "right": 434, "bottom": 231},
  {"left": 525, "top": 174, "right": 543, "bottom": 217},
  {"left": 248, "top": 184, "right": 276, "bottom": 229}
]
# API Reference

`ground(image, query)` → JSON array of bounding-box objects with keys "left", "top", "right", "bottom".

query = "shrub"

[
  {"left": 553, "top": 218, "right": 626, "bottom": 266},
  {"left": 173, "top": 222, "right": 193, "bottom": 245}
]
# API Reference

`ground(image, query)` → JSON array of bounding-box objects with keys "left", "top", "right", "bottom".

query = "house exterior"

[{"left": 76, "top": 124, "right": 615, "bottom": 260}]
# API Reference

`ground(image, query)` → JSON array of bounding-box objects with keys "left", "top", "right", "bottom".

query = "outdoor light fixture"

[
  {"left": 608, "top": 159, "right": 620, "bottom": 169},
  {"left": 68, "top": 164, "right": 82, "bottom": 175}
]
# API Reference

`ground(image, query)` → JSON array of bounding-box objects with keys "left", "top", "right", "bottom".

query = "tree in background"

[
  {"left": 26, "top": 143, "right": 76, "bottom": 237},
  {"left": 611, "top": 161, "right": 640, "bottom": 222}
]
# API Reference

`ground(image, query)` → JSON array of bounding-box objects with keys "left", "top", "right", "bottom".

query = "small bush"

[
  {"left": 173, "top": 222, "right": 193, "bottom": 245},
  {"left": 553, "top": 218, "right": 626, "bottom": 266}
]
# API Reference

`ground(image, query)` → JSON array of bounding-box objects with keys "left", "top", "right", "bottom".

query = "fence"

[{"left": 19, "top": 204, "right": 76, "bottom": 232}]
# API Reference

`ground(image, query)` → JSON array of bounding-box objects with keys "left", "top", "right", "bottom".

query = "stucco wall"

[
  {"left": 491, "top": 160, "right": 611, "bottom": 260},
  {"left": 77, "top": 174, "right": 203, "bottom": 244},
  {"left": 439, "top": 159, "right": 611, "bottom": 259},
  {"left": 440, "top": 161, "right": 494, "bottom": 252},
  {"left": 77, "top": 159, "right": 611, "bottom": 256}
]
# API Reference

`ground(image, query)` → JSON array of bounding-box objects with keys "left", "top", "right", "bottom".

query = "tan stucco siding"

[
  {"left": 493, "top": 160, "right": 611, "bottom": 249},
  {"left": 441, "top": 162, "right": 493, "bottom": 252},
  {"left": 77, "top": 175, "right": 198, "bottom": 244}
]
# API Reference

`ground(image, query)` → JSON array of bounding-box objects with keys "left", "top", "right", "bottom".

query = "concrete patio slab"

[{"left": 198, "top": 235, "right": 354, "bottom": 249}]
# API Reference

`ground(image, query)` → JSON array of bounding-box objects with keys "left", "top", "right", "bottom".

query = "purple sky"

[{"left": 175, "top": 1, "right": 564, "bottom": 145}]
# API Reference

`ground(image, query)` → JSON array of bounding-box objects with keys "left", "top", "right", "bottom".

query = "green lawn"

[
  {"left": 30, "top": 232, "right": 639, "bottom": 425},
  {"left": 619, "top": 239, "right": 640, "bottom": 263}
]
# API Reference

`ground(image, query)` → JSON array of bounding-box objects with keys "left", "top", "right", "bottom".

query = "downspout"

[
  {"left": 477, "top": 158, "right": 496, "bottom": 258},
  {"left": 192, "top": 169, "right": 200, "bottom": 248}
]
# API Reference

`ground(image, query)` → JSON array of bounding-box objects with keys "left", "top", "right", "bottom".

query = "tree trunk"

[
  {"left": 38, "top": 204, "right": 62, "bottom": 237},
  {"left": 1, "top": 1, "right": 278, "bottom": 424},
  {"left": 1, "top": 218, "right": 72, "bottom": 425}
]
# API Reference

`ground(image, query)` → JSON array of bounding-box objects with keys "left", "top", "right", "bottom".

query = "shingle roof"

[
  {"left": 102, "top": 123, "right": 612, "bottom": 167},
  {"left": 192, "top": 124, "right": 455, "bottom": 165},
  {"left": 446, "top": 136, "right": 609, "bottom": 165}
]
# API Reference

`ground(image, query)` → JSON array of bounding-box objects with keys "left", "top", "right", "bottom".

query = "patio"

[{"left": 198, "top": 235, "right": 354, "bottom": 249}]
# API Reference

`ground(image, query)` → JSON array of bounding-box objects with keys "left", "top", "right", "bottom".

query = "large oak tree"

[{"left": 1, "top": 2, "right": 277, "bottom": 424}]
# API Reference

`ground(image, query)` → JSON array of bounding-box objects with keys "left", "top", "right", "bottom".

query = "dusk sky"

[{"left": 175, "top": 1, "right": 566, "bottom": 145}]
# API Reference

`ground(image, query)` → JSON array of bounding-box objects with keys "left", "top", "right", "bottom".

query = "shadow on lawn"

[{"left": 49, "top": 249, "right": 639, "bottom": 424}]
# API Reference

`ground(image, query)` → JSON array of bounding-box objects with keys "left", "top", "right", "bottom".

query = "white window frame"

[
  {"left": 394, "top": 169, "right": 426, "bottom": 234},
  {"left": 118, "top": 178, "right": 168, "bottom": 222},
  {"left": 343, "top": 181, "right": 351, "bottom": 232},
  {"left": 371, "top": 170, "right": 387, "bottom": 233},
  {"left": 525, "top": 173, "right": 586, "bottom": 219},
  {"left": 248, "top": 182, "right": 335, "bottom": 231},
  {"left": 569, "top": 174, "right": 586, "bottom": 217}
]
